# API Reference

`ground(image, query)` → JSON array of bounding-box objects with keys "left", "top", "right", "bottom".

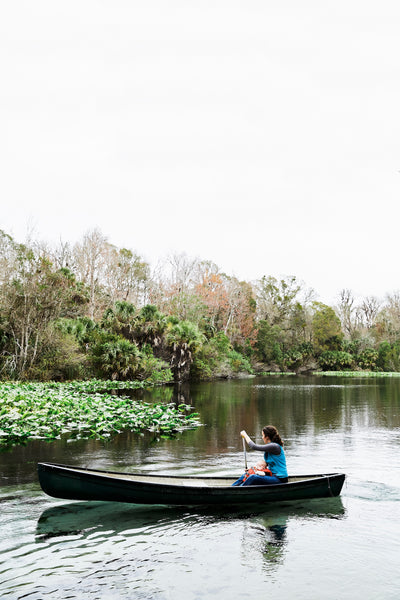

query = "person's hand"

[{"left": 241, "top": 430, "right": 251, "bottom": 444}]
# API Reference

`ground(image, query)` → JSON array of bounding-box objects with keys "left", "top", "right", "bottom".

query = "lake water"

[{"left": 1, "top": 375, "right": 400, "bottom": 599}]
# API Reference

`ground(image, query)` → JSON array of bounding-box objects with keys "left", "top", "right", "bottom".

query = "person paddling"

[{"left": 233, "top": 425, "right": 288, "bottom": 486}]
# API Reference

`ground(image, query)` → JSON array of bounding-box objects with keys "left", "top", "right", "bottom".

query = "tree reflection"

[{"left": 3, "top": 375, "right": 399, "bottom": 489}]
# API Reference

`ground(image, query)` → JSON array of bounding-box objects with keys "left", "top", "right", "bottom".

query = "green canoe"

[{"left": 38, "top": 462, "right": 346, "bottom": 506}]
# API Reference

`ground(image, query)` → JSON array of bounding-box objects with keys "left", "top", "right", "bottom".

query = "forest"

[{"left": 1, "top": 227, "right": 400, "bottom": 383}]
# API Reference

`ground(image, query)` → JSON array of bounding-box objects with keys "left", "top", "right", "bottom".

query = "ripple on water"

[
  {"left": 0, "top": 496, "right": 349, "bottom": 599},
  {"left": 346, "top": 478, "right": 400, "bottom": 502},
  {"left": 1, "top": 374, "right": 400, "bottom": 599}
]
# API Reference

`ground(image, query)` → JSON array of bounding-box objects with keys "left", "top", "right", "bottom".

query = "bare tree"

[
  {"left": 337, "top": 289, "right": 356, "bottom": 337},
  {"left": 0, "top": 230, "right": 19, "bottom": 286},
  {"left": 73, "top": 229, "right": 110, "bottom": 319},
  {"left": 358, "top": 296, "right": 381, "bottom": 329},
  {"left": 167, "top": 253, "right": 200, "bottom": 289},
  {"left": 385, "top": 292, "right": 400, "bottom": 323},
  {"left": 106, "top": 247, "right": 150, "bottom": 306},
  {"left": 150, "top": 253, "right": 203, "bottom": 320},
  {"left": 50, "top": 239, "right": 75, "bottom": 270},
  {"left": 375, "top": 292, "right": 400, "bottom": 343}
]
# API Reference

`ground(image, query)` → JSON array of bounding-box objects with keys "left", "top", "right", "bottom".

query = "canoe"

[{"left": 37, "top": 462, "right": 346, "bottom": 506}]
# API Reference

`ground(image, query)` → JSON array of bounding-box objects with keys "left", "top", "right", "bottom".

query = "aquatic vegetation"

[
  {"left": 0, "top": 380, "right": 200, "bottom": 448},
  {"left": 313, "top": 371, "right": 400, "bottom": 377}
]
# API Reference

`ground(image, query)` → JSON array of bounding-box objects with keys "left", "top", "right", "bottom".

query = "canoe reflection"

[
  {"left": 36, "top": 502, "right": 190, "bottom": 540},
  {"left": 36, "top": 496, "right": 345, "bottom": 543}
]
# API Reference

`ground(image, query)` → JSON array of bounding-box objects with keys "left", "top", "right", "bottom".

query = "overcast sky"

[{"left": 1, "top": 1, "right": 400, "bottom": 305}]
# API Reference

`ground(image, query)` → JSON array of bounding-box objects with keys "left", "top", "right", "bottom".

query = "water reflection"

[
  {"left": 2, "top": 376, "right": 399, "bottom": 599},
  {"left": 37, "top": 495, "right": 345, "bottom": 536},
  {"left": 35, "top": 496, "right": 345, "bottom": 582},
  {"left": 2, "top": 375, "right": 400, "bottom": 488},
  {"left": 238, "top": 496, "right": 345, "bottom": 576},
  {"left": 36, "top": 501, "right": 196, "bottom": 540}
]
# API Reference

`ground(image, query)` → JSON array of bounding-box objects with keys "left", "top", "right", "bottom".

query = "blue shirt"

[{"left": 248, "top": 441, "right": 288, "bottom": 479}]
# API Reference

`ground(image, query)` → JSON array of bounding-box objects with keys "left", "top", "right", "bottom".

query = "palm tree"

[
  {"left": 102, "top": 301, "right": 137, "bottom": 341},
  {"left": 165, "top": 321, "right": 205, "bottom": 381},
  {"left": 133, "top": 305, "right": 167, "bottom": 351},
  {"left": 92, "top": 337, "right": 140, "bottom": 380}
]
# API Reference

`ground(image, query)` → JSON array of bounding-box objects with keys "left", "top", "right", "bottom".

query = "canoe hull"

[{"left": 38, "top": 463, "right": 345, "bottom": 506}]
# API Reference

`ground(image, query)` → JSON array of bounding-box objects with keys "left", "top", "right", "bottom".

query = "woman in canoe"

[{"left": 233, "top": 425, "right": 288, "bottom": 486}]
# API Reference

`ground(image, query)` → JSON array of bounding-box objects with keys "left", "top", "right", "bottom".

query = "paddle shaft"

[{"left": 242, "top": 437, "right": 248, "bottom": 470}]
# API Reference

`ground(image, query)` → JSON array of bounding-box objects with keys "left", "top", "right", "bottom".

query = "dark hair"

[{"left": 263, "top": 425, "right": 284, "bottom": 446}]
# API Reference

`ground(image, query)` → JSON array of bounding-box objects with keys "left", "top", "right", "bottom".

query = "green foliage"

[
  {"left": 0, "top": 251, "right": 90, "bottom": 378},
  {"left": 190, "top": 332, "right": 252, "bottom": 379},
  {"left": 86, "top": 304, "right": 173, "bottom": 382},
  {"left": 190, "top": 354, "right": 214, "bottom": 379},
  {"left": 356, "top": 348, "right": 379, "bottom": 371},
  {"left": 102, "top": 301, "right": 137, "bottom": 340},
  {"left": 212, "top": 332, "right": 231, "bottom": 353},
  {"left": 139, "top": 304, "right": 161, "bottom": 322},
  {"left": 133, "top": 304, "right": 167, "bottom": 349},
  {"left": 190, "top": 335, "right": 223, "bottom": 379},
  {"left": 226, "top": 349, "right": 253, "bottom": 373},
  {"left": 26, "top": 324, "right": 88, "bottom": 381},
  {"left": 287, "top": 302, "right": 308, "bottom": 346},
  {"left": 283, "top": 350, "right": 303, "bottom": 371},
  {"left": 377, "top": 341, "right": 400, "bottom": 371},
  {"left": 90, "top": 336, "right": 141, "bottom": 380},
  {"left": 318, "top": 351, "right": 354, "bottom": 371},
  {"left": 342, "top": 339, "right": 361, "bottom": 356},
  {"left": 135, "top": 346, "right": 173, "bottom": 383},
  {"left": 56, "top": 317, "right": 98, "bottom": 345},
  {"left": 4, "top": 228, "right": 400, "bottom": 381},
  {"left": 312, "top": 303, "right": 343, "bottom": 353},
  {"left": 165, "top": 320, "right": 206, "bottom": 381},
  {"left": 324, "top": 335, "right": 344, "bottom": 351},
  {"left": 257, "top": 275, "right": 302, "bottom": 325},
  {"left": 256, "top": 321, "right": 284, "bottom": 363},
  {"left": 283, "top": 342, "right": 314, "bottom": 372},
  {"left": 165, "top": 320, "right": 205, "bottom": 350},
  {"left": 271, "top": 343, "right": 283, "bottom": 365}
]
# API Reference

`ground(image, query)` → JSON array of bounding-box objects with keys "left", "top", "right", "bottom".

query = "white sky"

[{"left": 1, "top": 1, "right": 400, "bottom": 305}]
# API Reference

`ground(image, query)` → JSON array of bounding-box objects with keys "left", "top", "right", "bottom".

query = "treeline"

[{"left": 1, "top": 228, "right": 400, "bottom": 382}]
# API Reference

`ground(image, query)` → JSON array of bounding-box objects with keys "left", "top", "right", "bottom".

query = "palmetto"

[
  {"left": 93, "top": 338, "right": 140, "bottom": 381},
  {"left": 165, "top": 321, "right": 205, "bottom": 381}
]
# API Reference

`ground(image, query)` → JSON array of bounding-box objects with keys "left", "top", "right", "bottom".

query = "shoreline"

[{"left": 254, "top": 370, "right": 400, "bottom": 378}]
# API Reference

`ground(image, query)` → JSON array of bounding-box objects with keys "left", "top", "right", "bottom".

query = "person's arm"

[{"left": 240, "top": 430, "right": 281, "bottom": 455}]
